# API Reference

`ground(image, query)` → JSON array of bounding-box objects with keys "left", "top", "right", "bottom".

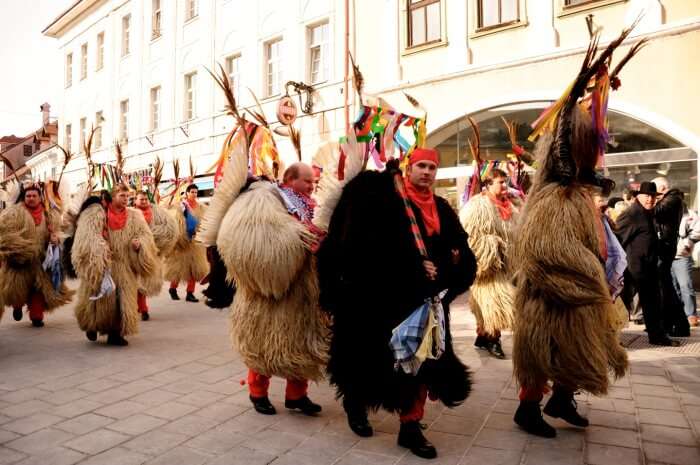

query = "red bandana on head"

[
  {"left": 25, "top": 203, "right": 45, "bottom": 226},
  {"left": 138, "top": 204, "right": 153, "bottom": 225},
  {"left": 107, "top": 204, "right": 128, "bottom": 231},
  {"left": 405, "top": 148, "right": 441, "bottom": 236}
]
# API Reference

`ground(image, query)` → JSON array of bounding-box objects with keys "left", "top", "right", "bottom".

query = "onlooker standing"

[
  {"left": 672, "top": 209, "right": 700, "bottom": 327},
  {"left": 616, "top": 182, "right": 677, "bottom": 346},
  {"left": 653, "top": 177, "right": 691, "bottom": 337}
]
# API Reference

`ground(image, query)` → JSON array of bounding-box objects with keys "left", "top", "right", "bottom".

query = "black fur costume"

[{"left": 317, "top": 169, "right": 477, "bottom": 414}]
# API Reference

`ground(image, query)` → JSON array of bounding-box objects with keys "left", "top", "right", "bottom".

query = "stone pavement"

[{"left": 1, "top": 287, "right": 699, "bottom": 465}]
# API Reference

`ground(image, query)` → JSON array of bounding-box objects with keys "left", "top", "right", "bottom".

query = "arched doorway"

[{"left": 429, "top": 102, "right": 697, "bottom": 209}]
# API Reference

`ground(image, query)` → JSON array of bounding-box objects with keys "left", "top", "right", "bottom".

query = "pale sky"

[{"left": 0, "top": 0, "right": 74, "bottom": 137}]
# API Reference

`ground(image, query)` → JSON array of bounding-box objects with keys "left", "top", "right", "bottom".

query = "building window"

[
  {"left": 185, "top": 0, "right": 197, "bottom": 21},
  {"left": 23, "top": 145, "right": 32, "bottom": 157},
  {"left": 79, "top": 117, "right": 87, "bottom": 152},
  {"left": 65, "top": 124, "right": 72, "bottom": 152},
  {"left": 122, "top": 14, "right": 131, "bottom": 56},
  {"left": 225, "top": 54, "right": 241, "bottom": 98},
  {"left": 51, "top": 166, "right": 57, "bottom": 179},
  {"left": 150, "top": 86, "right": 161, "bottom": 131},
  {"left": 96, "top": 32, "right": 104, "bottom": 70},
  {"left": 152, "top": 0, "right": 162, "bottom": 39},
  {"left": 80, "top": 43, "right": 88, "bottom": 80},
  {"left": 120, "top": 99, "right": 129, "bottom": 141},
  {"left": 95, "top": 111, "right": 103, "bottom": 148},
  {"left": 264, "top": 38, "right": 282, "bottom": 98},
  {"left": 308, "top": 22, "right": 329, "bottom": 84},
  {"left": 65, "top": 53, "right": 73, "bottom": 87},
  {"left": 184, "top": 73, "right": 197, "bottom": 121},
  {"left": 408, "top": 0, "right": 441, "bottom": 47},
  {"left": 477, "top": 0, "right": 519, "bottom": 29},
  {"left": 565, "top": 0, "right": 600, "bottom": 5}
]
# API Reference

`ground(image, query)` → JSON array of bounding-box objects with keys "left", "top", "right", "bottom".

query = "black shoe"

[
  {"left": 398, "top": 421, "right": 437, "bottom": 459},
  {"left": 86, "top": 331, "right": 97, "bottom": 341},
  {"left": 285, "top": 396, "right": 322, "bottom": 415},
  {"left": 668, "top": 326, "right": 690, "bottom": 338},
  {"left": 514, "top": 400, "right": 556, "bottom": 438},
  {"left": 185, "top": 292, "right": 199, "bottom": 303},
  {"left": 633, "top": 318, "right": 645, "bottom": 325},
  {"left": 474, "top": 335, "right": 490, "bottom": 349},
  {"left": 12, "top": 308, "right": 22, "bottom": 321},
  {"left": 487, "top": 341, "right": 506, "bottom": 359},
  {"left": 169, "top": 288, "right": 180, "bottom": 300},
  {"left": 648, "top": 334, "right": 680, "bottom": 347},
  {"left": 107, "top": 333, "right": 128, "bottom": 346},
  {"left": 31, "top": 319, "right": 44, "bottom": 328},
  {"left": 141, "top": 311, "right": 150, "bottom": 321},
  {"left": 250, "top": 396, "right": 276, "bottom": 415},
  {"left": 543, "top": 391, "right": 589, "bottom": 427}
]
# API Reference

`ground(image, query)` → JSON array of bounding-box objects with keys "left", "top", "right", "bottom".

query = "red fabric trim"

[
  {"left": 25, "top": 204, "right": 45, "bottom": 226},
  {"left": 138, "top": 205, "right": 153, "bottom": 225},
  {"left": 405, "top": 180, "right": 440, "bottom": 236},
  {"left": 107, "top": 204, "right": 128, "bottom": 231},
  {"left": 485, "top": 191, "right": 513, "bottom": 221}
]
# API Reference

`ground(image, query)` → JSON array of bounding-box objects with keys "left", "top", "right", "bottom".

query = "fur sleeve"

[
  {"left": 72, "top": 204, "right": 110, "bottom": 290},
  {"left": 151, "top": 205, "right": 178, "bottom": 255},
  {"left": 0, "top": 205, "right": 40, "bottom": 264},
  {"left": 127, "top": 209, "right": 160, "bottom": 278},
  {"left": 459, "top": 195, "right": 506, "bottom": 277}
]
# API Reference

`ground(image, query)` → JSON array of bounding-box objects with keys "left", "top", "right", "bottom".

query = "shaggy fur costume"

[
  {"left": 512, "top": 129, "right": 628, "bottom": 396},
  {"left": 459, "top": 193, "right": 517, "bottom": 334},
  {"left": 163, "top": 202, "right": 208, "bottom": 284},
  {"left": 72, "top": 204, "right": 159, "bottom": 336},
  {"left": 0, "top": 204, "right": 74, "bottom": 318},
  {"left": 140, "top": 204, "right": 178, "bottom": 296},
  {"left": 218, "top": 181, "right": 328, "bottom": 381},
  {"left": 317, "top": 170, "right": 477, "bottom": 413}
]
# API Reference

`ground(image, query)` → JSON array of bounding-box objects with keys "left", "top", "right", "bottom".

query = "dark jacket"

[
  {"left": 655, "top": 188, "right": 684, "bottom": 261},
  {"left": 615, "top": 200, "right": 658, "bottom": 279}
]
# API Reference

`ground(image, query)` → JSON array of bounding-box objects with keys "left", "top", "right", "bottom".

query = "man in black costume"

[{"left": 317, "top": 148, "right": 476, "bottom": 459}]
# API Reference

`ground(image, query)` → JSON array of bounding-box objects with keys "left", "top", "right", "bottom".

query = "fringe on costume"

[
  {"left": 163, "top": 204, "right": 208, "bottom": 283},
  {"left": 0, "top": 204, "right": 74, "bottom": 312},
  {"left": 459, "top": 193, "right": 517, "bottom": 333},
  {"left": 140, "top": 204, "right": 177, "bottom": 296},
  {"left": 73, "top": 205, "right": 159, "bottom": 336}
]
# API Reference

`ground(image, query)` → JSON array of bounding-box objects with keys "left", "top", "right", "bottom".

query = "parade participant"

[
  {"left": 72, "top": 183, "right": 160, "bottom": 345},
  {"left": 164, "top": 184, "right": 208, "bottom": 302},
  {"left": 511, "top": 26, "right": 643, "bottom": 438},
  {"left": 134, "top": 189, "right": 177, "bottom": 320},
  {"left": 318, "top": 148, "right": 476, "bottom": 459},
  {"left": 0, "top": 183, "right": 73, "bottom": 326},
  {"left": 460, "top": 168, "right": 517, "bottom": 359}
]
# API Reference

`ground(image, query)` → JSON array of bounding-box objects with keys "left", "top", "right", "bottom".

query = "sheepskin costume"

[
  {"left": 0, "top": 204, "right": 74, "bottom": 319},
  {"left": 459, "top": 193, "right": 517, "bottom": 335},
  {"left": 72, "top": 203, "right": 159, "bottom": 337},
  {"left": 317, "top": 168, "right": 476, "bottom": 414},
  {"left": 140, "top": 204, "right": 178, "bottom": 297},
  {"left": 216, "top": 180, "right": 328, "bottom": 381},
  {"left": 163, "top": 201, "right": 208, "bottom": 285}
]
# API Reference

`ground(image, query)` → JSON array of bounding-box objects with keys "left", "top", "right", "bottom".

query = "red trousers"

[
  {"left": 399, "top": 385, "right": 428, "bottom": 423},
  {"left": 14, "top": 291, "right": 45, "bottom": 321},
  {"left": 137, "top": 292, "right": 148, "bottom": 313},
  {"left": 170, "top": 278, "right": 196, "bottom": 293},
  {"left": 247, "top": 369, "right": 308, "bottom": 401}
]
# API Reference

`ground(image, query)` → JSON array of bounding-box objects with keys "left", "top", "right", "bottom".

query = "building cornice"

[{"left": 42, "top": 0, "right": 102, "bottom": 38}]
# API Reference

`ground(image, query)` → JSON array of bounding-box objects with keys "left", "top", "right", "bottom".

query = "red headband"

[{"left": 409, "top": 148, "right": 439, "bottom": 166}]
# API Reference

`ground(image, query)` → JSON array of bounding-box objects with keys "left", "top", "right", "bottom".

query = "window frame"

[
  {"left": 476, "top": 0, "right": 520, "bottom": 31},
  {"left": 185, "top": 0, "right": 198, "bottom": 22},
  {"left": 152, "top": 0, "right": 162, "bottom": 40},
  {"left": 407, "top": 0, "right": 442, "bottom": 49},
  {"left": 225, "top": 53, "right": 242, "bottom": 99},
  {"left": 558, "top": 0, "right": 628, "bottom": 16},
  {"left": 65, "top": 123, "right": 72, "bottom": 152},
  {"left": 79, "top": 117, "right": 87, "bottom": 152},
  {"left": 122, "top": 14, "right": 131, "bottom": 57},
  {"left": 23, "top": 145, "right": 32, "bottom": 157},
  {"left": 94, "top": 111, "right": 103, "bottom": 149},
  {"left": 80, "top": 42, "right": 88, "bottom": 80},
  {"left": 150, "top": 85, "right": 161, "bottom": 131},
  {"left": 65, "top": 53, "right": 73, "bottom": 88},
  {"left": 96, "top": 32, "right": 104, "bottom": 70},
  {"left": 119, "top": 99, "right": 129, "bottom": 142},
  {"left": 264, "top": 37, "right": 283, "bottom": 98},
  {"left": 307, "top": 21, "right": 330, "bottom": 85},
  {"left": 184, "top": 72, "right": 197, "bottom": 121}
]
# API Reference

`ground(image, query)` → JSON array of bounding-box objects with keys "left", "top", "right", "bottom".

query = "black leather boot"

[
  {"left": 141, "top": 311, "right": 150, "bottom": 321},
  {"left": 488, "top": 340, "right": 506, "bottom": 359},
  {"left": 13, "top": 308, "right": 22, "bottom": 321},
  {"left": 107, "top": 333, "right": 128, "bottom": 346},
  {"left": 343, "top": 400, "right": 373, "bottom": 437},
  {"left": 398, "top": 421, "right": 437, "bottom": 459},
  {"left": 474, "top": 335, "right": 489, "bottom": 349},
  {"left": 169, "top": 288, "right": 180, "bottom": 300},
  {"left": 514, "top": 400, "right": 556, "bottom": 438},
  {"left": 186, "top": 292, "right": 199, "bottom": 303},
  {"left": 86, "top": 331, "right": 97, "bottom": 341},
  {"left": 31, "top": 319, "right": 44, "bottom": 328},
  {"left": 285, "top": 396, "right": 322, "bottom": 415},
  {"left": 250, "top": 396, "right": 276, "bottom": 415},
  {"left": 543, "top": 389, "right": 589, "bottom": 427}
]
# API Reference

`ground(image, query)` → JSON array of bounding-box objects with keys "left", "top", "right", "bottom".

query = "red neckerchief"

[
  {"left": 485, "top": 191, "right": 513, "bottom": 221},
  {"left": 186, "top": 198, "right": 198, "bottom": 211},
  {"left": 405, "top": 180, "right": 441, "bottom": 236},
  {"left": 25, "top": 203, "right": 45, "bottom": 226},
  {"left": 107, "top": 204, "right": 128, "bottom": 231},
  {"left": 138, "top": 204, "right": 153, "bottom": 225}
]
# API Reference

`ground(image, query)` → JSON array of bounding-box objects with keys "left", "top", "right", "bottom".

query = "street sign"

[{"left": 276, "top": 96, "right": 298, "bottom": 125}]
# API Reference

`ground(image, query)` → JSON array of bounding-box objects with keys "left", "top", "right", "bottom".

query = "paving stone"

[
  {"left": 430, "top": 413, "right": 483, "bottom": 436},
  {"left": 0, "top": 446, "right": 26, "bottom": 465},
  {"left": 144, "top": 401, "right": 198, "bottom": 421},
  {"left": 161, "top": 380, "right": 208, "bottom": 395},
  {"left": 144, "top": 370, "right": 189, "bottom": 385},
  {"left": 217, "top": 410, "right": 280, "bottom": 435},
  {"left": 269, "top": 412, "right": 330, "bottom": 435},
  {"left": 635, "top": 395, "right": 682, "bottom": 411},
  {"left": 425, "top": 431, "right": 471, "bottom": 457},
  {"left": 1, "top": 399, "right": 53, "bottom": 419},
  {"left": 294, "top": 432, "right": 359, "bottom": 461},
  {"left": 206, "top": 445, "right": 277, "bottom": 465},
  {"left": 0, "top": 388, "right": 51, "bottom": 405},
  {"left": 194, "top": 403, "right": 247, "bottom": 422},
  {"left": 632, "top": 384, "right": 678, "bottom": 398},
  {"left": 473, "top": 428, "right": 528, "bottom": 451},
  {"left": 641, "top": 423, "right": 698, "bottom": 446},
  {"left": 55, "top": 413, "right": 114, "bottom": 435},
  {"left": 522, "top": 443, "right": 583, "bottom": 465},
  {"left": 630, "top": 375, "right": 672, "bottom": 386},
  {"left": 173, "top": 362, "right": 211, "bottom": 374},
  {"left": 5, "top": 428, "right": 75, "bottom": 455},
  {"left": 94, "top": 401, "right": 148, "bottom": 420},
  {"left": 128, "top": 390, "right": 181, "bottom": 408},
  {"left": 160, "top": 414, "right": 219, "bottom": 437},
  {"left": 77, "top": 378, "right": 123, "bottom": 393},
  {"left": 638, "top": 408, "right": 690, "bottom": 428},
  {"left": 458, "top": 446, "right": 522, "bottom": 465},
  {"left": 685, "top": 405, "right": 700, "bottom": 420},
  {"left": 241, "top": 428, "right": 309, "bottom": 456},
  {"left": 586, "top": 443, "right": 642, "bottom": 465},
  {"left": 106, "top": 414, "right": 167, "bottom": 435},
  {"left": 50, "top": 399, "right": 103, "bottom": 418},
  {"left": 2, "top": 413, "right": 64, "bottom": 435},
  {"left": 184, "top": 428, "right": 247, "bottom": 455},
  {"left": 643, "top": 442, "right": 700, "bottom": 465},
  {"left": 529, "top": 426, "right": 585, "bottom": 450},
  {"left": 586, "top": 426, "right": 639, "bottom": 448},
  {"left": 588, "top": 410, "right": 638, "bottom": 430},
  {"left": 63, "top": 428, "right": 131, "bottom": 455},
  {"left": 606, "top": 387, "right": 634, "bottom": 400},
  {"left": 269, "top": 451, "right": 340, "bottom": 465},
  {"left": 12, "top": 447, "right": 85, "bottom": 465},
  {"left": 142, "top": 446, "right": 211, "bottom": 465},
  {"left": 484, "top": 412, "right": 519, "bottom": 431},
  {"left": 43, "top": 389, "right": 90, "bottom": 406},
  {"left": 335, "top": 450, "right": 398, "bottom": 465},
  {"left": 78, "top": 446, "right": 149, "bottom": 465},
  {"left": 175, "top": 390, "right": 224, "bottom": 408},
  {"left": 0, "top": 430, "right": 20, "bottom": 445},
  {"left": 122, "top": 429, "right": 189, "bottom": 456},
  {"left": 0, "top": 416, "right": 10, "bottom": 427}
]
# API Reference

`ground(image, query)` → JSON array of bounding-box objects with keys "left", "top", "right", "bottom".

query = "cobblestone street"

[{"left": 1, "top": 287, "right": 699, "bottom": 465}]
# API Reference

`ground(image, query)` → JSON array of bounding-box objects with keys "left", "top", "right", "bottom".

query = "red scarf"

[
  {"left": 25, "top": 203, "right": 45, "bottom": 226},
  {"left": 138, "top": 205, "right": 153, "bottom": 225},
  {"left": 107, "top": 204, "right": 128, "bottom": 231},
  {"left": 186, "top": 198, "right": 198, "bottom": 211},
  {"left": 485, "top": 191, "right": 513, "bottom": 221},
  {"left": 405, "top": 180, "right": 441, "bottom": 236}
]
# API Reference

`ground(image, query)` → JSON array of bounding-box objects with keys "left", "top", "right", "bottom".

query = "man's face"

[
  {"left": 592, "top": 194, "right": 608, "bottom": 213},
  {"left": 290, "top": 165, "right": 315, "bottom": 197},
  {"left": 135, "top": 194, "right": 149, "bottom": 209},
  {"left": 186, "top": 188, "right": 198, "bottom": 201},
  {"left": 113, "top": 191, "right": 128, "bottom": 208},
  {"left": 637, "top": 193, "right": 656, "bottom": 210},
  {"left": 408, "top": 160, "right": 438, "bottom": 190},
  {"left": 488, "top": 176, "right": 508, "bottom": 198},
  {"left": 24, "top": 190, "right": 41, "bottom": 208}
]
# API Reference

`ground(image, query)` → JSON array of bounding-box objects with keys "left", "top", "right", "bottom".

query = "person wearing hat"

[
  {"left": 318, "top": 147, "right": 476, "bottom": 459},
  {"left": 616, "top": 181, "right": 677, "bottom": 346}
]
